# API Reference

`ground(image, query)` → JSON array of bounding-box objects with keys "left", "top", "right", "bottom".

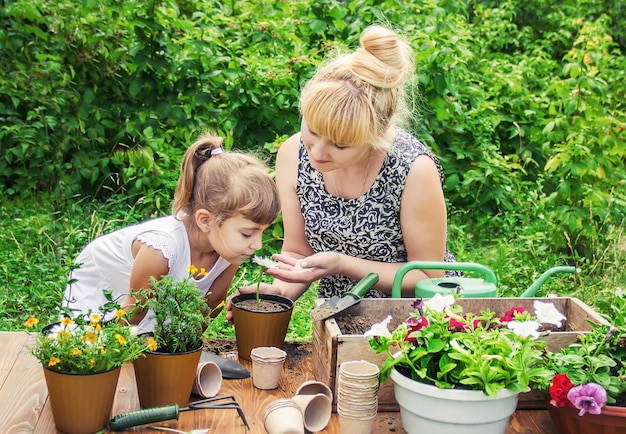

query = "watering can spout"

[{"left": 518, "top": 266, "right": 576, "bottom": 298}]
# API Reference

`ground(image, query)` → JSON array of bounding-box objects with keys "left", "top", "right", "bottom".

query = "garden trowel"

[
  {"left": 310, "top": 273, "right": 379, "bottom": 322},
  {"left": 199, "top": 351, "right": 250, "bottom": 379}
]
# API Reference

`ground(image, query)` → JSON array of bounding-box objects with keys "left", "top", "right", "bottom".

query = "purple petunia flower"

[
  {"left": 411, "top": 298, "right": 424, "bottom": 315},
  {"left": 566, "top": 383, "right": 607, "bottom": 416}
]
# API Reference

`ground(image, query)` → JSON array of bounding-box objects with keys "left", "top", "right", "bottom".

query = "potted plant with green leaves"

[
  {"left": 365, "top": 294, "right": 565, "bottom": 434},
  {"left": 25, "top": 294, "right": 148, "bottom": 434},
  {"left": 230, "top": 256, "right": 294, "bottom": 361},
  {"left": 133, "top": 265, "right": 219, "bottom": 408},
  {"left": 538, "top": 288, "right": 626, "bottom": 434}
]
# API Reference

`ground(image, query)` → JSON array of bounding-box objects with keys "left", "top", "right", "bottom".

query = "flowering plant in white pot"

[{"left": 366, "top": 294, "right": 566, "bottom": 397}]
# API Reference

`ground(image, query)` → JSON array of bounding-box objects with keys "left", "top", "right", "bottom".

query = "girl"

[{"left": 63, "top": 132, "right": 280, "bottom": 333}]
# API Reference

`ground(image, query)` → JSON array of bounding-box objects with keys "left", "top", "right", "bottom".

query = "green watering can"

[{"left": 390, "top": 261, "right": 576, "bottom": 299}]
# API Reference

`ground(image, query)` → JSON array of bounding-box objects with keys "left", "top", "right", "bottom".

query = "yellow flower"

[
  {"left": 217, "top": 300, "right": 226, "bottom": 309},
  {"left": 57, "top": 330, "right": 72, "bottom": 341},
  {"left": 147, "top": 337, "right": 158, "bottom": 351},
  {"left": 90, "top": 312, "right": 102, "bottom": 324},
  {"left": 115, "top": 334, "right": 127, "bottom": 345},
  {"left": 186, "top": 265, "right": 199, "bottom": 276},
  {"left": 48, "top": 357, "right": 61, "bottom": 367},
  {"left": 72, "top": 348, "right": 82, "bottom": 355},
  {"left": 114, "top": 309, "right": 125, "bottom": 318},
  {"left": 199, "top": 267, "right": 208, "bottom": 277},
  {"left": 83, "top": 331, "right": 97, "bottom": 346},
  {"left": 24, "top": 317, "right": 39, "bottom": 328},
  {"left": 61, "top": 317, "right": 74, "bottom": 327}
]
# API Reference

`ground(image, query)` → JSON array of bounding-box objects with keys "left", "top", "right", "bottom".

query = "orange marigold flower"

[
  {"left": 72, "top": 348, "right": 82, "bottom": 355},
  {"left": 61, "top": 317, "right": 74, "bottom": 327},
  {"left": 115, "top": 334, "right": 127, "bottom": 345},
  {"left": 24, "top": 317, "right": 39, "bottom": 328},
  {"left": 187, "top": 264, "right": 199, "bottom": 276},
  {"left": 48, "top": 357, "right": 61, "bottom": 367},
  {"left": 147, "top": 337, "right": 158, "bottom": 351}
]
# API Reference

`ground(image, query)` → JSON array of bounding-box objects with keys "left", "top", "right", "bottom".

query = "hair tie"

[{"left": 195, "top": 145, "right": 223, "bottom": 162}]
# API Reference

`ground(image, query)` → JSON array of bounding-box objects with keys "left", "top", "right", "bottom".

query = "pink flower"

[
  {"left": 567, "top": 383, "right": 607, "bottom": 416},
  {"left": 405, "top": 316, "right": 428, "bottom": 342},
  {"left": 447, "top": 316, "right": 480, "bottom": 332},
  {"left": 500, "top": 307, "right": 526, "bottom": 323}
]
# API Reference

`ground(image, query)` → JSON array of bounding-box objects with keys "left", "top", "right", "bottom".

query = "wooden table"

[{"left": 1, "top": 331, "right": 559, "bottom": 433}]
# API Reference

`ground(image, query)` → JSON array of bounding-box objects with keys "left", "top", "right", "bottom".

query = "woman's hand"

[{"left": 266, "top": 252, "right": 338, "bottom": 284}]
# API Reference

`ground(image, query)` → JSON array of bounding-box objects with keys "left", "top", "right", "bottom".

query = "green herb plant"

[{"left": 137, "top": 265, "right": 215, "bottom": 354}]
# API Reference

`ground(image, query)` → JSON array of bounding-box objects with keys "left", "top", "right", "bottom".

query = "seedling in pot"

[{"left": 252, "top": 256, "right": 278, "bottom": 305}]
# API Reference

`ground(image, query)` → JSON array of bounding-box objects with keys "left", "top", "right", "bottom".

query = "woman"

[{"left": 229, "top": 25, "right": 456, "bottom": 315}]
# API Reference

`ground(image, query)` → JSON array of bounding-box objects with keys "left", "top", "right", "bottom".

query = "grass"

[{"left": 1, "top": 198, "right": 624, "bottom": 341}]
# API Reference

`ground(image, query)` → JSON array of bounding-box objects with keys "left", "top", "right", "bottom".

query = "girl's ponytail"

[{"left": 172, "top": 133, "right": 224, "bottom": 217}]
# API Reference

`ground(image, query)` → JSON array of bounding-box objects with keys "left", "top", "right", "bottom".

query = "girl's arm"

[{"left": 124, "top": 241, "right": 170, "bottom": 325}]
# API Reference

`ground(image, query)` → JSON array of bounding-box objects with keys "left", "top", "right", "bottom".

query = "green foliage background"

[{"left": 1, "top": 0, "right": 625, "bottom": 333}]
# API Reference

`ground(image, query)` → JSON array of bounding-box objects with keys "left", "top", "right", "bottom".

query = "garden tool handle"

[
  {"left": 108, "top": 404, "right": 180, "bottom": 430},
  {"left": 341, "top": 273, "right": 380, "bottom": 299}
]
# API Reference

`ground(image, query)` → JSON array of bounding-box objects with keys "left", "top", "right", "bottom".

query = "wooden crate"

[{"left": 311, "top": 297, "right": 607, "bottom": 412}]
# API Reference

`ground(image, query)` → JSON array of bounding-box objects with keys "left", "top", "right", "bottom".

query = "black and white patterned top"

[{"left": 296, "top": 127, "right": 457, "bottom": 298}]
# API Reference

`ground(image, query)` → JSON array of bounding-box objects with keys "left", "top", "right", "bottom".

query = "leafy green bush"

[{"left": 1, "top": 0, "right": 625, "bottom": 335}]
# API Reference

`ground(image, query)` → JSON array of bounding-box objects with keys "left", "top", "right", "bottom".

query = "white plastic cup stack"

[
  {"left": 336, "top": 360, "right": 380, "bottom": 434},
  {"left": 250, "top": 346, "right": 287, "bottom": 390}
]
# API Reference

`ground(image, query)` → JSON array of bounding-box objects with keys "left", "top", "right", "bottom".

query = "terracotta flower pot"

[
  {"left": 43, "top": 366, "right": 121, "bottom": 434},
  {"left": 547, "top": 402, "right": 626, "bottom": 434},
  {"left": 231, "top": 293, "right": 294, "bottom": 361},
  {"left": 133, "top": 343, "right": 203, "bottom": 408}
]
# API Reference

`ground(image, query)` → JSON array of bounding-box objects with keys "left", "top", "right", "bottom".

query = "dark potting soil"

[
  {"left": 234, "top": 298, "right": 289, "bottom": 313},
  {"left": 337, "top": 313, "right": 374, "bottom": 335}
]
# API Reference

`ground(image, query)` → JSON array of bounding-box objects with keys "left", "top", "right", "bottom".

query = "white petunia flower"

[
  {"left": 363, "top": 315, "right": 393, "bottom": 339},
  {"left": 533, "top": 300, "right": 566, "bottom": 327},
  {"left": 425, "top": 293, "right": 456, "bottom": 312},
  {"left": 508, "top": 320, "right": 541, "bottom": 338},
  {"left": 252, "top": 255, "right": 278, "bottom": 269}
]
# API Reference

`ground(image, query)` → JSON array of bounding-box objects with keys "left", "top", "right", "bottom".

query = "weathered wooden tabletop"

[{"left": 0, "top": 331, "right": 559, "bottom": 433}]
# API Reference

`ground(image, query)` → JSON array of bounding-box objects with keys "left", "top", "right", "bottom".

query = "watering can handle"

[
  {"left": 518, "top": 266, "right": 577, "bottom": 298},
  {"left": 391, "top": 261, "right": 497, "bottom": 298}
]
